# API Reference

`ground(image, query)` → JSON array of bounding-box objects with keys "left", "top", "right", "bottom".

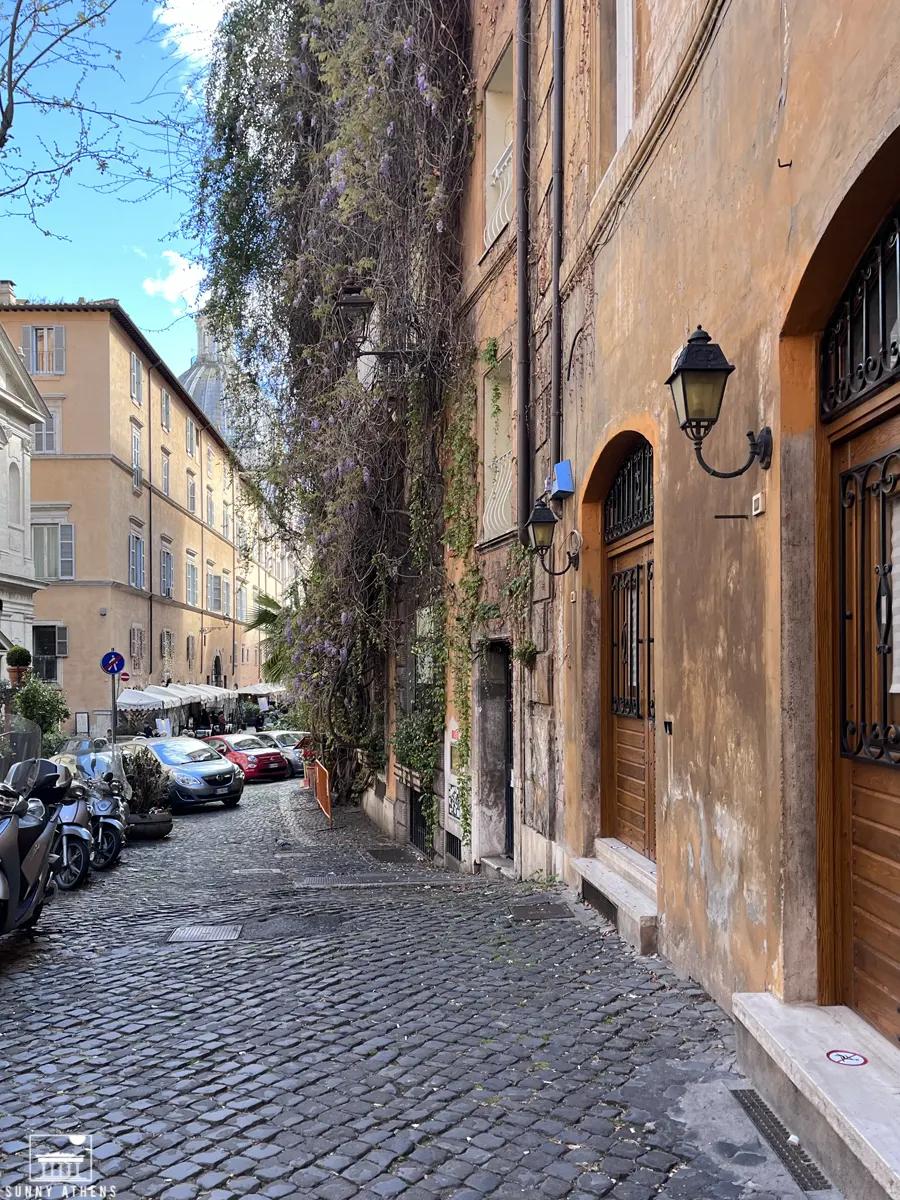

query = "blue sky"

[{"left": 1, "top": 0, "right": 222, "bottom": 375}]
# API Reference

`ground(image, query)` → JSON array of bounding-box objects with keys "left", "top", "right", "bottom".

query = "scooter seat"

[{"left": 16, "top": 816, "right": 47, "bottom": 859}]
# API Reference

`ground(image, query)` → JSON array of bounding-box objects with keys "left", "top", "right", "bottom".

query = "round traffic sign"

[
  {"left": 101, "top": 651, "right": 125, "bottom": 675},
  {"left": 119, "top": 672, "right": 130, "bottom": 683}
]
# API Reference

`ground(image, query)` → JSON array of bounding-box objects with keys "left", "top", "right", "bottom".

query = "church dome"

[{"left": 179, "top": 314, "right": 232, "bottom": 440}]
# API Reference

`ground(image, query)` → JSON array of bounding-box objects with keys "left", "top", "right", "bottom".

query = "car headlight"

[
  {"left": 246, "top": 755, "right": 257, "bottom": 765},
  {"left": 174, "top": 772, "right": 203, "bottom": 788}
]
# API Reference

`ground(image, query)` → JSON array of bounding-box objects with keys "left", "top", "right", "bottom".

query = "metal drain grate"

[
  {"left": 510, "top": 902, "right": 574, "bottom": 922},
  {"left": 731, "top": 1088, "right": 831, "bottom": 1192},
  {"left": 168, "top": 924, "right": 242, "bottom": 943}
]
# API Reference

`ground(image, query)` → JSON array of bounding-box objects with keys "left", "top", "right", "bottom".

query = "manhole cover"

[
  {"left": 731, "top": 1089, "right": 831, "bottom": 1192},
  {"left": 510, "top": 902, "right": 574, "bottom": 922},
  {"left": 368, "top": 846, "right": 416, "bottom": 863},
  {"left": 168, "top": 924, "right": 242, "bottom": 943}
]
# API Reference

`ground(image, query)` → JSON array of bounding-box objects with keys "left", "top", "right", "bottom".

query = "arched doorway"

[
  {"left": 602, "top": 438, "right": 655, "bottom": 860},
  {"left": 212, "top": 653, "right": 224, "bottom": 687},
  {"left": 818, "top": 205, "right": 900, "bottom": 1044}
]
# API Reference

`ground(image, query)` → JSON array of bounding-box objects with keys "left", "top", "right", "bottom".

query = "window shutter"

[
  {"left": 140, "top": 538, "right": 146, "bottom": 589},
  {"left": 130, "top": 353, "right": 136, "bottom": 398},
  {"left": 56, "top": 626, "right": 69, "bottom": 657},
  {"left": 21, "top": 326, "right": 33, "bottom": 373},
  {"left": 136, "top": 359, "right": 143, "bottom": 404},
  {"left": 53, "top": 326, "right": 66, "bottom": 374},
  {"left": 59, "top": 524, "right": 75, "bottom": 579},
  {"left": 129, "top": 626, "right": 136, "bottom": 657},
  {"left": 160, "top": 548, "right": 166, "bottom": 596}
]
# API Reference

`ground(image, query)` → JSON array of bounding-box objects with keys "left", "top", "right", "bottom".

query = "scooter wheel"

[
  {"left": 91, "top": 826, "right": 123, "bottom": 870},
  {"left": 55, "top": 839, "right": 91, "bottom": 890}
]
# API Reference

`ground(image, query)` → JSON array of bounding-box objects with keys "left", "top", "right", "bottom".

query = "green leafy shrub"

[
  {"left": 123, "top": 746, "right": 171, "bottom": 815},
  {"left": 12, "top": 676, "right": 70, "bottom": 755},
  {"left": 6, "top": 646, "right": 31, "bottom": 667}
]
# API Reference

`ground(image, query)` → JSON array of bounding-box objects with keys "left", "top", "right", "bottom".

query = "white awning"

[
  {"left": 193, "top": 685, "right": 239, "bottom": 706},
  {"left": 146, "top": 683, "right": 207, "bottom": 704},
  {"left": 116, "top": 688, "right": 178, "bottom": 712},
  {"left": 238, "top": 682, "right": 287, "bottom": 697}
]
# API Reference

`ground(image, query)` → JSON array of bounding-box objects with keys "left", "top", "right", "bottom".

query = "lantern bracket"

[{"left": 693, "top": 426, "right": 773, "bottom": 479}]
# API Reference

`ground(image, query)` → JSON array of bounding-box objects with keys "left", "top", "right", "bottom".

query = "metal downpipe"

[
  {"left": 516, "top": 0, "right": 531, "bottom": 544},
  {"left": 549, "top": 0, "right": 563, "bottom": 474}
]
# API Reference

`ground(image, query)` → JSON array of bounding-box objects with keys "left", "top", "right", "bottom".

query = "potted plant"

[
  {"left": 6, "top": 646, "right": 31, "bottom": 686},
  {"left": 123, "top": 745, "right": 173, "bottom": 840}
]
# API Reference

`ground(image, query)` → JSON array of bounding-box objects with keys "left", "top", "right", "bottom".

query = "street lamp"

[
  {"left": 332, "top": 277, "right": 421, "bottom": 365},
  {"left": 525, "top": 497, "right": 580, "bottom": 576},
  {"left": 666, "top": 326, "right": 772, "bottom": 478}
]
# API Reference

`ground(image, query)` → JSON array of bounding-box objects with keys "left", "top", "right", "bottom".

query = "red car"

[{"left": 203, "top": 733, "right": 291, "bottom": 782}]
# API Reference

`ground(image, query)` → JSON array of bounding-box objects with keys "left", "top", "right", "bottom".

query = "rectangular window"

[
  {"left": 481, "top": 358, "right": 515, "bottom": 541},
  {"left": 187, "top": 472, "right": 196, "bottom": 514},
  {"left": 207, "top": 487, "right": 214, "bottom": 527},
  {"left": 161, "top": 389, "right": 171, "bottom": 431},
  {"left": 161, "top": 451, "right": 170, "bottom": 496},
  {"left": 31, "top": 411, "right": 57, "bottom": 453},
  {"left": 130, "top": 352, "right": 143, "bottom": 404},
  {"left": 131, "top": 424, "right": 142, "bottom": 489},
  {"left": 33, "top": 624, "right": 68, "bottom": 682},
  {"left": 223, "top": 579, "right": 231, "bottom": 618},
  {"left": 207, "top": 571, "right": 222, "bottom": 612},
  {"left": 128, "top": 532, "right": 146, "bottom": 590},
  {"left": 483, "top": 46, "right": 514, "bottom": 250},
  {"left": 186, "top": 632, "right": 196, "bottom": 667},
  {"left": 223, "top": 504, "right": 230, "bottom": 541},
  {"left": 160, "top": 629, "right": 174, "bottom": 660},
  {"left": 160, "top": 548, "right": 174, "bottom": 598},
  {"left": 32, "top": 523, "right": 75, "bottom": 581},
  {"left": 186, "top": 417, "right": 196, "bottom": 457},
  {"left": 207, "top": 446, "right": 213, "bottom": 478},
  {"left": 594, "top": 0, "right": 634, "bottom": 179},
  {"left": 22, "top": 325, "right": 65, "bottom": 375},
  {"left": 236, "top": 586, "right": 247, "bottom": 622},
  {"left": 129, "top": 624, "right": 146, "bottom": 668},
  {"left": 186, "top": 560, "right": 199, "bottom": 607}
]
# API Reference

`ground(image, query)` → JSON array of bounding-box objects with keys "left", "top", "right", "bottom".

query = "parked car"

[
  {"left": 252, "top": 731, "right": 310, "bottom": 776},
  {"left": 138, "top": 737, "right": 245, "bottom": 808},
  {"left": 203, "top": 734, "right": 291, "bottom": 782}
]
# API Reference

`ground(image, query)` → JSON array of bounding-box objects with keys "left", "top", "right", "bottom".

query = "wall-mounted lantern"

[
  {"left": 332, "top": 277, "right": 421, "bottom": 365},
  {"left": 666, "top": 326, "right": 772, "bottom": 479},
  {"left": 525, "top": 497, "right": 581, "bottom": 576}
]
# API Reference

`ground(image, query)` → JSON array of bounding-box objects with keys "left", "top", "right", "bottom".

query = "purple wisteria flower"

[
  {"left": 403, "top": 35, "right": 414, "bottom": 54},
  {"left": 386, "top": 121, "right": 394, "bottom": 137},
  {"left": 384, "top": 53, "right": 394, "bottom": 66},
  {"left": 367, "top": 85, "right": 376, "bottom": 98}
]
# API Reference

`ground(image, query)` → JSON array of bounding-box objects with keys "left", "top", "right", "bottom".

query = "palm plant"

[{"left": 246, "top": 592, "right": 293, "bottom": 683}]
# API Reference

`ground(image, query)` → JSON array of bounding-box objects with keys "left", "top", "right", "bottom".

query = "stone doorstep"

[
  {"left": 733, "top": 992, "right": 900, "bottom": 1200},
  {"left": 479, "top": 854, "right": 517, "bottom": 882},
  {"left": 592, "top": 836, "right": 658, "bottom": 903},
  {"left": 570, "top": 855, "right": 658, "bottom": 955}
]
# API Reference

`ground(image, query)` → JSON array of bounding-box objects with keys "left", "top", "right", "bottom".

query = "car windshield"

[
  {"left": 231, "top": 736, "right": 265, "bottom": 750},
  {"left": 152, "top": 741, "right": 221, "bottom": 765},
  {"left": 275, "top": 733, "right": 300, "bottom": 747}
]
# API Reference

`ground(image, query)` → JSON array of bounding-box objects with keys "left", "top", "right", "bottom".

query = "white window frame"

[
  {"left": 187, "top": 472, "right": 196, "bottom": 514},
  {"left": 223, "top": 504, "right": 230, "bottom": 541},
  {"left": 186, "top": 560, "right": 199, "bottom": 607},
  {"left": 161, "top": 389, "right": 171, "bottom": 431},
  {"left": 161, "top": 451, "right": 170, "bottom": 496},
  {"left": 131, "top": 423, "right": 142, "bottom": 490},
  {"left": 130, "top": 351, "right": 143, "bottom": 405},
  {"left": 31, "top": 402, "right": 61, "bottom": 454},
  {"left": 160, "top": 547, "right": 175, "bottom": 598},
  {"left": 207, "top": 446, "right": 213, "bottom": 478},
  {"left": 207, "top": 487, "right": 215, "bottom": 527},
  {"left": 128, "top": 531, "right": 146, "bottom": 590},
  {"left": 615, "top": 0, "right": 635, "bottom": 149},
  {"left": 223, "top": 578, "right": 231, "bottom": 618},
  {"left": 32, "top": 522, "right": 75, "bottom": 581},
  {"left": 22, "top": 325, "right": 65, "bottom": 376},
  {"left": 186, "top": 416, "right": 196, "bottom": 458}
]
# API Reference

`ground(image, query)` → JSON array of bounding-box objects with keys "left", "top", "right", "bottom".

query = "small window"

[
  {"left": 186, "top": 632, "right": 197, "bottom": 666},
  {"left": 128, "top": 532, "right": 146, "bottom": 590},
  {"left": 131, "top": 424, "right": 142, "bottom": 489},
  {"left": 594, "top": 0, "right": 635, "bottom": 178},
  {"left": 483, "top": 46, "right": 514, "bottom": 250},
  {"left": 31, "top": 411, "right": 57, "bottom": 453},
  {"left": 33, "top": 624, "right": 68, "bottom": 681},
  {"left": 160, "top": 628, "right": 174, "bottom": 661},
  {"left": 207, "top": 446, "right": 213, "bottom": 478},
  {"left": 207, "top": 487, "right": 215, "bottom": 527},
  {"left": 187, "top": 472, "right": 196, "bottom": 514},
  {"left": 186, "top": 561, "right": 199, "bottom": 607},
  {"left": 223, "top": 579, "right": 231, "bottom": 617},
  {"left": 8, "top": 462, "right": 21, "bottom": 525},
  {"left": 22, "top": 326, "right": 65, "bottom": 375},
  {"left": 129, "top": 625, "right": 146, "bottom": 668},
  {"left": 161, "top": 390, "right": 171, "bottom": 431},
  {"left": 186, "top": 417, "right": 196, "bottom": 457},
  {"left": 130, "top": 352, "right": 143, "bottom": 404},
  {"left": 160, "top": 548, "right": 175, "bottom": 598},
  {"left": 207, "top": 571, "right": 222, "bottom": 612},
  {"left": 223, "top": 504, "right": 231, "bottom": 541},
  {"left": 32, "top": 523, "right": 75, "bottom": 581},
  {"left": 481, "top": 357, "right": 515, "bottom": 541},
  {"left": 161, "top": 451, "right": 170, "bottom": 496}
]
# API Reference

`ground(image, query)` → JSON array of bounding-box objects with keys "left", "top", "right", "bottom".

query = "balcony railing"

[{"left": 484, "top": 142, "right": 513, "bottom": 250}]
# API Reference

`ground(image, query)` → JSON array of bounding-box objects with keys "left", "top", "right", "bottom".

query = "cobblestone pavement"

[{"left": 0, "top": 780, "right": 837, "bottom": 1200}]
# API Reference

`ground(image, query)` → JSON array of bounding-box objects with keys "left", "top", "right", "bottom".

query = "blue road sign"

[{"left": 101, "top": 651, "right": 125, "bottom": 675}]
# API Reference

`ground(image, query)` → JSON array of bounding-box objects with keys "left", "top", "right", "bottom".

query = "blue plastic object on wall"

[{"left": 550, "top": 459, "right": 574, "bottom": 500}]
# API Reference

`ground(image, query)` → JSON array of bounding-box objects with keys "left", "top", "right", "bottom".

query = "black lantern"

[
  {"left": 666, "top": 326, "right": 772, "bottom": 478},
  {"left": 526, "top": 497, "right": 579, "bottom": 576}
]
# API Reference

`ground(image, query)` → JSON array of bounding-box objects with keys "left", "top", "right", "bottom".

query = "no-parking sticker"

[{"left": 826, "top": 1050, "right": 868, "bottom": 1066}]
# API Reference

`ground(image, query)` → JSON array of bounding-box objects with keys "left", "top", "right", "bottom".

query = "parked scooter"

[
  {"left": 54, "top": 773, "right": 93, "bottom": 891},
  {"left": 82, "top": 749, "right": 129, "bottom": 870},
  {"left": 0, "top": 717, "right": 66, "bottom": 936}
]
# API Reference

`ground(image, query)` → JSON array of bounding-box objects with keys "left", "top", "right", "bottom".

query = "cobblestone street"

[{"left": 0, "top": 782, "right": 835, "bottom": 1200}]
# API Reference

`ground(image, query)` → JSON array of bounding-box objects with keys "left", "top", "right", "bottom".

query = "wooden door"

[
  {"left": 834, "top": 413, "right": 900, "bottom": 1043},
  {"left": 608, "top": 536, "right": 655, "bottom": 858}
]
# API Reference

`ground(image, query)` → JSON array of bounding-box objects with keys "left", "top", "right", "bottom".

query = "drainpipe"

[
  {"left": 549, "top": 0, "right": 563, "bottom": 473},
  {"left": 515, "top": 0, "right": 532, "bottom": 544}
]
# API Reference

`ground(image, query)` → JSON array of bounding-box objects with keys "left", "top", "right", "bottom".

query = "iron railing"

[
  {"left": 605, "top": 442, "right": 654, "bottom": 543},
  {"left": 484, "top": 142, "right": 513, "bottom": 250}
]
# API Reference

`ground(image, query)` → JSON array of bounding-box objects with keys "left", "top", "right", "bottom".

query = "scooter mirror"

[
  {"left": 103, "top": 771, "right": 114, "bottom": 784},
  {"left": 12, "top": 797, "right": 28, "bottom": 816}
]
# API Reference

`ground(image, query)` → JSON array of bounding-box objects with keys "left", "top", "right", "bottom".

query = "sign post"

[{"left": 100, "top": 650, "right": 125, "bottom": 745}]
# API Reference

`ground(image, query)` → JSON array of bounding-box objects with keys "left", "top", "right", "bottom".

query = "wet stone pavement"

[{"left": 0, "top": 779, "right": 838, "bottom": 1200}]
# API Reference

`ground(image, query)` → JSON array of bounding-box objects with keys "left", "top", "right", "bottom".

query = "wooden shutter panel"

[
  {"left": 20, "top": 326, "right": 33, "bottom": 373},
  {"left": 56, "top": 626, "right": 69, "bottom": 657},
  {"left": 59, "top": 524, "right": 74, "bottom": 579},
  {"left": 53, "top": 326, "right": 65, "bottom": 374},
  {"left": 140, "top": 538, "right": 146, "bottom": 589}
]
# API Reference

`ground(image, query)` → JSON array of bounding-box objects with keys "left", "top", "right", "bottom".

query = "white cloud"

[
  {"left": 142, "top": 251, "right": 206, "bottom": 315},
  {"left": 154, "top": 0, "right": 224, "bottom": 63},
  {"left": 130, "top": 246, "right": 148, "bottom": 259}
]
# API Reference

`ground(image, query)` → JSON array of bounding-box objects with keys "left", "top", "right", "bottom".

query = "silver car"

[
  {"left": 253, "top": 731, "right": 309, "bottom": 777},
  {"left": 139, "top": 737, "right": 244, "bottom": 808}
]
